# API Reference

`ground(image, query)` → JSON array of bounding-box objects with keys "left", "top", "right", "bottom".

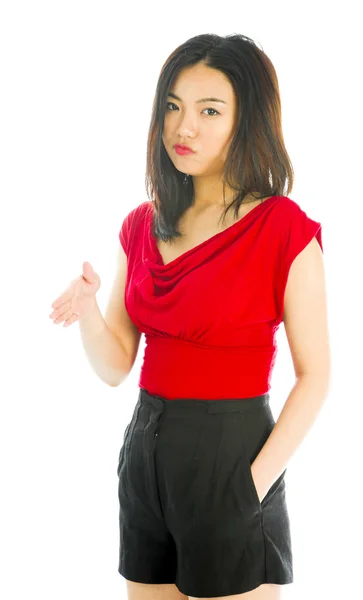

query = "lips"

[
  {"left": 176, "top": 144, "right": 194, "bottom": 151},
  {"left": 175, "top": 144, "right": 195, "bottom": 155}
]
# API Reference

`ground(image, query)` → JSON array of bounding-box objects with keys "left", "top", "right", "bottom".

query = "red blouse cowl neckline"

[{"left": 118, "top": 195, "right": 323, "bottom": 399}]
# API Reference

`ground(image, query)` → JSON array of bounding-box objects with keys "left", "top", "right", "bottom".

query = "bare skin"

[
  {"left": 125, "top": 581, "right": 281, "bottom": 600},
  {"left": 162, "top": 62, "right": 240, "bottom": 210},
  {"left": 156, "top": 195, "right": 271, "bottom": 266}
]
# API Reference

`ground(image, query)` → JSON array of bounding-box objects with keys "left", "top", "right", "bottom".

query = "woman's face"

[{"left": 162, "top": 63, "right": 237, "bottom": 178}]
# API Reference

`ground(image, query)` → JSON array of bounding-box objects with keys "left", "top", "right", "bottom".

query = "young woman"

[{"left": 50, "top": 33, "right": 330, "bottom": 600}]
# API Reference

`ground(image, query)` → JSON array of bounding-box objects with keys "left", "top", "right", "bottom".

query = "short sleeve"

[
  {"left": 274, "top": 200, "right": 323, "bottom": 323},
  {"left": 118, "top": 201, "right": 150, "bottom": 255},
  {"left": 118, "top": 205, "right": 142, "bottom": 255},
  {"left": 119, "top": 211, "right": 133, "bottom": 254}
]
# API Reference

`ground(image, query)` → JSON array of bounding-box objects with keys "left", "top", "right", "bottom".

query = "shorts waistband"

[{"left": 139, "top": 387, "right": 269, "bottom": 416}]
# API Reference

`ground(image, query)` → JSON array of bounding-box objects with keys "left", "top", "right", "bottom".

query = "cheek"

[
  {"left": 207, "top": 130, "right": 232, "bottom": 155},
  {"left": 162, "top": 116, "right": 172, "bottom": 133},
  {"left": 162, "top": 127, "right": 172, "bottom": 146}
]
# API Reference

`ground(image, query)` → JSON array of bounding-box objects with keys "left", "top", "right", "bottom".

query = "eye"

[
  {"left": 204, "top": 108, "right": 220, "bottom": 116},
  {"left": 166, "top": 102, "right": 220, "bottom": 116}
]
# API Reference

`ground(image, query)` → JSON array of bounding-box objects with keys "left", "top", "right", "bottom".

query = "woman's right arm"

[
  {"left": 50, "top": 245, "right": 141, "bottom": 387},
  {"left": 78, "top": 301, "right": 132, "bottom": 387},
  {"left": 79, "top": 245, "right": 141, "bottom": 387}
]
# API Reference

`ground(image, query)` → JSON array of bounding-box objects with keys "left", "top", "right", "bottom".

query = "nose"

[{"left": 175, "top": 113, "right": 198, "bottom": 139}]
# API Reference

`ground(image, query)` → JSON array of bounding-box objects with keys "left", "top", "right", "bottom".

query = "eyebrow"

[{"left": 167, "top": 91, "right": 227, "bottom": 105}]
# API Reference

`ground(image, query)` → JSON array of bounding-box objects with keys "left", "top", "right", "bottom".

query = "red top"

[{"left": 119, "top": 196, "right": 323, "bottom": 400}]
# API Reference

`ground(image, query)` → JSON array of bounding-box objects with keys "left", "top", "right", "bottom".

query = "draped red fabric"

[{"left": 118, "top": 196, "right": 323, "bottom": 400}]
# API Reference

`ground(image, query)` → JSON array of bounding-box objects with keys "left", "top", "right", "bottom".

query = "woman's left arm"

[{"left": 252, "top": 236, "right": 332, "bottom": 502}]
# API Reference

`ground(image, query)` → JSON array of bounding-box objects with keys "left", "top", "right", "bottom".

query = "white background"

[{"left": 1, "top": 1, "right": 362, "bottom": 599}]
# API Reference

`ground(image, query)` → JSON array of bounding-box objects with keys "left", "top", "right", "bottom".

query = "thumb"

[{"left": 82, "top": 261, "right": 98, "bottom": 282}]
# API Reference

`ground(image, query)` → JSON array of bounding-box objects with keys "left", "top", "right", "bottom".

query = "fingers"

[
  {"left": 51, "top": 289, "right": 73, "bottom": 310},
  {"left": 50, "top": 280, "right": 80, "bottom": 327},
  {"left": 49, "top": 300, "right": 72, "bottom": 323},
  {"left": 63, "top": 314, "right": 78, "bottom": 328}
]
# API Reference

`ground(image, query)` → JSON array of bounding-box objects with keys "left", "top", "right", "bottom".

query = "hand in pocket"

[{"left": 250, "top": 463, "right": 267, "bottom": 504}]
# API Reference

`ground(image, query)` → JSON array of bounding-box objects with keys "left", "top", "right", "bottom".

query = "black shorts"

[{"left": 117, "top": 387, "right": 293, "bottom": 597}]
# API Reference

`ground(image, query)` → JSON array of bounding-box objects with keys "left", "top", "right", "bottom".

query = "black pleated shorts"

[{"left": 117, "top": 387, "right": 293, "bottom": 597}]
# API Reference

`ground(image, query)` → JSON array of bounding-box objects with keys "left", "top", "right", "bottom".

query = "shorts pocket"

[
  {"left": 245, "top": 459, "right": 263, "bottom": 512},
  {"left": 240, "top": 406, "right": 276, "bottom": 511},
  {"left": 243, "top": 447, "right": 288, "bottom": 510}
]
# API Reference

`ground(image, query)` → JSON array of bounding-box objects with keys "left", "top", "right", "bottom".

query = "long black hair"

[{"left": 145, "top": 33, "right": 294, "bottom": 243}]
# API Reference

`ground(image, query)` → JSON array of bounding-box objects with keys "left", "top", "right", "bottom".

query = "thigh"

[
  {"left": 126, "top": 581, "right": 188, "bottom": 600},
  {"left": 189, "top": 582, "right": 282, "bottom": 599}
]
